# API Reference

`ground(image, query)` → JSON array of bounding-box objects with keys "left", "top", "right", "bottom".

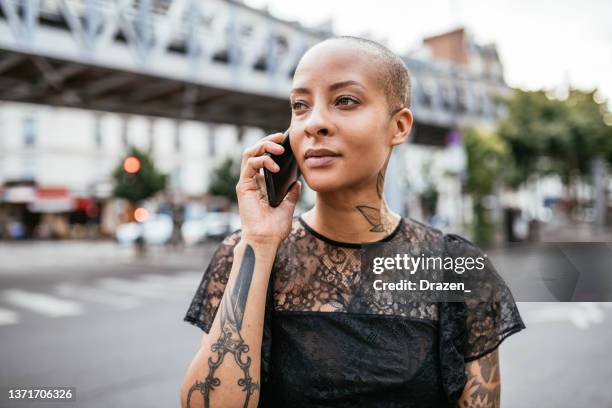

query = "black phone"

[{"left": 263, "top": 130, "right": 301, "bottom": 207}]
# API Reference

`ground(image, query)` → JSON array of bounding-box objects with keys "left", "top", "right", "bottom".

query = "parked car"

[
  {"left": 115, "top": 213, "right": 173, "bottom": 246},
  {"left": 181, "top": 212, "right": 241, "bottom": 245}
]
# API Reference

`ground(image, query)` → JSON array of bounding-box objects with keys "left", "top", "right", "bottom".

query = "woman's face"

[{"left": 289, "top": 42, "right": 408, "bottom": 194}]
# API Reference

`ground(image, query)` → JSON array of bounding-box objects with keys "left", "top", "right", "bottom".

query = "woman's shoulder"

[
  {"left": 400, "top": 217, "right": 486, "bottom": 251},
  {"left": 397, "top": 216, "right": 448, "bottom": 251},
  {"left": 401, "top": 216, "right": 445, "bottom": 237}
]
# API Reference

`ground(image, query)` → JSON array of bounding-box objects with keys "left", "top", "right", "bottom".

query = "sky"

[{"left": 244, "top": 0, "right": 612, "bottom": 107}]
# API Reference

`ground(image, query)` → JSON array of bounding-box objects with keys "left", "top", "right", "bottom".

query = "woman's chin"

[{"left": 303, "top": 173, "right": 346, "bottom": 193}]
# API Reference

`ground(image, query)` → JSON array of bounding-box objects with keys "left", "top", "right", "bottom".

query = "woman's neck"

[{"left": 301, "top": 185, "right": 401, "bottom": 244}]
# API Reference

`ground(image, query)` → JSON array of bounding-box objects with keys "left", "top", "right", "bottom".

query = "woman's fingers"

[
  {"left": 239, "top": 155, "right": 278, "bottom": 187},
  {"left": 254, "top": 173, "right": 267, "bottom": 201},
  {"left": 242, "top": 139, "right": 285, "bottom": 162},
  {"left": 240, "top": 134, "right": 285, "bottom": 178},
  {"left": 237, "top": 132, "right": 286, "bottom": 196},
  {"left": 280, "top": 180, "right": 301, "bottom": 208},
  {"left": 241, "top": 135, "right": 285, "bottom": 164}
]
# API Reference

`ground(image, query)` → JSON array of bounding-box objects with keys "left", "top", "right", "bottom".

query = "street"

[
  {"left": 0, "top": 242, "right": 214, "bottom": 408},
  {"left": 1, "top": 241, "right": 611, "bottom": 407}
]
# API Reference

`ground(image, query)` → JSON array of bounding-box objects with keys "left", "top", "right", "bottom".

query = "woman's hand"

[{"left": 236, "top": 132, "right": 302, "bottom": 246}]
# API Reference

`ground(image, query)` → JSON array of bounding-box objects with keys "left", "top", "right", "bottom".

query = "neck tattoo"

[{"left": 356, "top": 166, "right": 396, "bottom": 234}]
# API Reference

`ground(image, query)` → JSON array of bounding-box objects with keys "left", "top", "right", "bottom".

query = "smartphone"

[{"left": 263, "top": 130, "right": 301, "bottom": 207}]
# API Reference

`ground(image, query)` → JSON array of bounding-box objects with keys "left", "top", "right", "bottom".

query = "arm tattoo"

[
  {"left": 458, "top": 350, "right": 501, "bottom": 408},
  {"left": 187, "top": 244, "right": 259, "bottom": 408}
]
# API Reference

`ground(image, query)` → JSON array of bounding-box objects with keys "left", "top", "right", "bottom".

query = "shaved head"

[{"left": 302, "top": 36, "right": 412, "bottom": 114}]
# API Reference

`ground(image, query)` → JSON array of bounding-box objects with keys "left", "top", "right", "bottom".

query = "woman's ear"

[{"left": 390, "top": 108, "right": 413, "bottom": 146}]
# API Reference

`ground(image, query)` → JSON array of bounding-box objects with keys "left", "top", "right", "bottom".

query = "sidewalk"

[
  {"left": 538, "top": 219, "right": 612, "bottom": 242},
  {"left": 0, "top": 240, "right": 218, "bottom": 275}
]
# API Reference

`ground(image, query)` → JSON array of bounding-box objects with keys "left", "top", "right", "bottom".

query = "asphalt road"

[{"left": 0, "top": 242, "right": 611, "bottom": 407}]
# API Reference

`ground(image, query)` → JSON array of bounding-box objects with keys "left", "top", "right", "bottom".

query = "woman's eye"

[
  {"left": 336, "top": 96, "right": 358, "bottom": 106},
  {"left": 291, "top": 97, "right": 357, "bottom": 111},
  {"left": 291, "top": 101, "right": 307, "bottom": 111}
]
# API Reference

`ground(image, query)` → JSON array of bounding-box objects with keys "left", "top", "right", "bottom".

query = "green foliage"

[
  {"left": 420, "top": 185, "right": 438, "bottom": 220},
  {"left": 473, "top": 199, "right": 495, "bottom": 247},
  {"left": 463, "top": 128, "right": 509, "bottom": 196},
  {"left": 498, "top": 89, "right": 612, "bottom": 186},
  {"left": 208, "top": 156, "right": 241, "bottom": 203},
  {"left": 418, "top": 160, "right": 439, "bottom": 221},
  {"left": 112, "top": 146, "right": 167, "bottom": 204},
  {"left": 463, "top": 128, "right": 509, "bottom": 246}
]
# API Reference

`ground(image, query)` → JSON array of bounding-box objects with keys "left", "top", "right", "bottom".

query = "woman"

[{"left": 181, "top": 36, "right": 525, "bottom": 408}]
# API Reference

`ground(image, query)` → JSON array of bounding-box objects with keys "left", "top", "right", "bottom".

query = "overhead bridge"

[
  {"left": 0, "top": 0, "right": 329, "bottom": 131},
  {"left": 0, "top": 0, "right": 505, "bottom": 144}
]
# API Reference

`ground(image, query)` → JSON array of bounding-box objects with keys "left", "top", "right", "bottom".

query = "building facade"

[{"left": 0, "top": 24, "right": 511, "bottom": 239}]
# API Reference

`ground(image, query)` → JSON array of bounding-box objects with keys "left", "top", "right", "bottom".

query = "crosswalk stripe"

[
  {"left": 1, "top": 289, "right": 84, "bottom": 317},
  {"left": 0, "top": 307, "right": 19, "bottom": 326},
  {"left": 53, "top": 283, "right": 142, "bottom": 309},
  {"left": 522, "top": 303, "right": 607, "bottom": 329},
  {"left": 138, "top": 274, "right": 201, "bottom": 290},
  {"left": 95, "top": 277, "right": 187, "bottom": 299},
  {"left": 177, "top": 271, "right": 204, "bottom": 280},
  {"left": 0, "top": 273, "right": 206, "bottom": 324}
]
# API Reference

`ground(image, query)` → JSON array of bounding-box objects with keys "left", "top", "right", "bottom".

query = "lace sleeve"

[
  {"left": 183, "top": 229, "right": 242, "bottom": 333},
  {"left": 438, "top": 233, "right": 526, "bottom": 403},
  {"left": 444, "top": 233, "right": 526, "bottom": 361}
]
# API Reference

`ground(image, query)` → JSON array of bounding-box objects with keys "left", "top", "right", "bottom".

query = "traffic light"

[
  {"left": 134, "top": 207, "right": 149, "bottom": 223},
  {"left": 123, "top": 156, "right": 141, "bottom": 174}
]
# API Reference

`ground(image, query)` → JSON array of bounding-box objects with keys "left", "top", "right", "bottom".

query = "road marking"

[
  {"left": 522, "top": 303, "right": 607, "bottom": 329},
  {"left": 0, "top": 307, "right": 19, "bottom": 325},
  {"left": 95, "top": 277, "right": 187, "bottom": 299},
  {"left": 138, "top": 274, "right": 201, "bottom": 290},
  {"left": 177, "top": 271, "right": 204, "bottom": 280},
  {"left": 1, "top": 289, "right": 84, "bottom": 317},
  {"left": 53, "top": 283, "right": 142, "bottom": 309}
]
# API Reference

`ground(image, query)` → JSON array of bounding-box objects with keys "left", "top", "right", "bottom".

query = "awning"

[
  {"left": 3, "top": 185, "right": 37, "bottom": 203},
  {"left": 28, "top": 187, "right": 75, "bottom": 213}
]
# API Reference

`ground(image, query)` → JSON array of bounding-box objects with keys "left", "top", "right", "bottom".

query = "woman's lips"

[{"left": 304, "top": 155, "right": 341, "bottom": 168}]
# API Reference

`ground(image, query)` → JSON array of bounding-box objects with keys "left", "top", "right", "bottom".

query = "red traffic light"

[
  {"left": 134, "top": 207, "right": 149, "bottom": 223},
  {"left": 123, "top": 156, "right": 141, "bottom": 174}
]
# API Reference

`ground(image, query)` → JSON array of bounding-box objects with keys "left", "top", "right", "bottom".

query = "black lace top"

[{"left": 184, "top": 214, "right": 526, "bottom": 407}]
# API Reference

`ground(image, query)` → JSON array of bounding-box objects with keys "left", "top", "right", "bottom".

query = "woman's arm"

[
  {"left": 180, "top": 237, "right": 279, "bottom": 408},
  {"left": 180, "top": 132, "right": 300, "bottom": 408},
  {"left": 456, "top": 350, "right": 501, "bottom": 408}
]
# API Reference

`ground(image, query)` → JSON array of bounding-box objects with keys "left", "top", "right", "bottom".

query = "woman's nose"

[{"left": 303, "top": 105, "right": 331, "bottom": 137}]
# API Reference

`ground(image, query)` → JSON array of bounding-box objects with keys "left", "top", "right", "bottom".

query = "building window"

[
  {"left": 441, "top": 84, "right": 454, "bottom": 110},
  {"left": 417, "top": 82, "right": 432, "bottom": 108},
  {"left": 174, "top": 122, "right": 181, "bottom": 152},
  {"left": 455, "top": 86, "right": 467, "bottom": 113},
  {"left": 208, "top": 125, "right": 216, "bottom": 156},
  {"left": 22, "top": 157, "right": 37, "bottom": 178},
  {"left": 94, "top": 119, "right": 103, "bottom": 148},
  {"left": 23, "top": 117, "right": 36, "bottom": 147},
  {"left": 121, "top": 116, "right": 130, "bottom": 147}
]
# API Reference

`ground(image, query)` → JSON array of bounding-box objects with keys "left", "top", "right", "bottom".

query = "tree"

[
  {"left": 498, "top": 89, "right": 612, "bottom": 188},
  {"left": 112, "top": 146, "right": 168, "bottom": 205},
  {"left": 208, "top": 156, "right": 241, "bottom": 203},
  {"left": 463, "top": 128, "right": 510, "bottom": 246}
]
